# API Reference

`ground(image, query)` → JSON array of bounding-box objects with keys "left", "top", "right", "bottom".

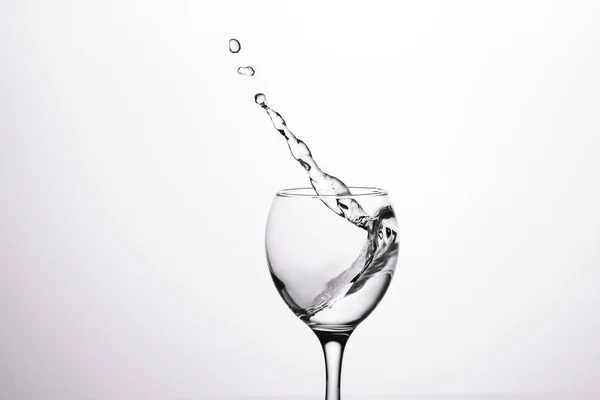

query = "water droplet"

[
  {"left": 254, "top": 93, "right": 267, "bottom": 107},
  {"left": 229, "top": 38, "right": 241, "bottom": 53},
  {"left": 237, "top": 66, "right": 255, "bottom": 76}
]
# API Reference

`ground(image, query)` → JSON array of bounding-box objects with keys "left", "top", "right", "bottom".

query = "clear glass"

[{"left": 266, "top": 187, "right": 399, "bottom": 400}]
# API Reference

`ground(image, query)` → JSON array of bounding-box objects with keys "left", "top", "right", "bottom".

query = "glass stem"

[{"left": 314, "top": 329, "right": 353, "bottom": 400}]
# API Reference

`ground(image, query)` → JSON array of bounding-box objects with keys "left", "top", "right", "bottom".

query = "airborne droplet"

[
  {"left": 229, "top": 38, "right": 241, "bottom": 53},
  {"left": 237, "top": 66, "right": 255, "bottom": 76}
]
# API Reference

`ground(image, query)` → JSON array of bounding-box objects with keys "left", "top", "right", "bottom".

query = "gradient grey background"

[{"left": 1, "top": 0, "right": 600, "bottom": 399}]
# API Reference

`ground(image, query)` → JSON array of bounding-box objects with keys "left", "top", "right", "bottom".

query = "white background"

[{"left": 1, "top": 1, "right": 600, "bottom": 399}]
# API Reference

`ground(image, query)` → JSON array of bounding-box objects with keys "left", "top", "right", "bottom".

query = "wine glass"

[{"left": 266, "top": 187, "right": 399, "bottom": 400}]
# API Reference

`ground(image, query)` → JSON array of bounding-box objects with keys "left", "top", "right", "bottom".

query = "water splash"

[
  {"left": 254, "top": 93, "right": 371, "bottom": 228},
  {"left": 255, "top": 93, "right": 398, "bottom": 319},
  {"left": 229, "top": 39, "right": 398, "bottom": 323}
]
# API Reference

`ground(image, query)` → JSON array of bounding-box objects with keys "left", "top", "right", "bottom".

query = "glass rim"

[{"left": 275, "top": 186, "right": 388, "bottom": 199}]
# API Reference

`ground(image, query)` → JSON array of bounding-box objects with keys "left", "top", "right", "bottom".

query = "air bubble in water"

[
  {"left": 237, "top": 66, "right": 255, "bottom": 76},
  {"left": 229, "top": 38, "right": 241, "bottom": 53}
]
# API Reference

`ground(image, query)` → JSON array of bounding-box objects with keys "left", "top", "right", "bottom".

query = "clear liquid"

[
  {"left": 229, "top": 38, "right": 241, "bottom": 53},
  {"left": 256, "top": 93, "right": 398, "bottom": 326},
  {"left": 237, "top": 66, "right": 255, "bottom": 76}
]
